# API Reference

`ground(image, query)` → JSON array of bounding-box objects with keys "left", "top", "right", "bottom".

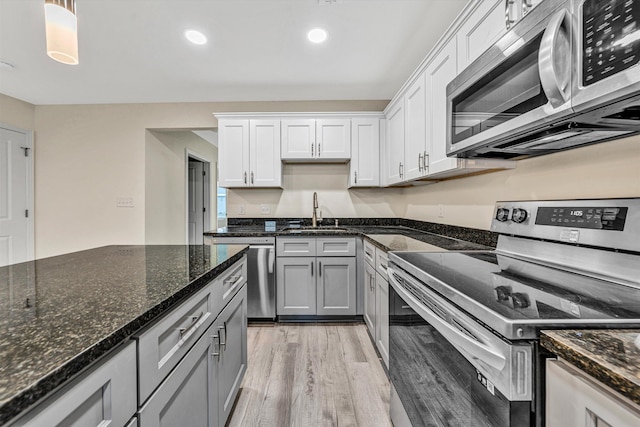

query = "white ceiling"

[{"left": 0, "top": 0, "right": 467, "bottom": 105}]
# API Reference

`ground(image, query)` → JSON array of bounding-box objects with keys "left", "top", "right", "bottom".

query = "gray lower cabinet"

[
  {"left": 363, "top": 260, "right": 376, "bottom": 334},
  {"left": 276, "top": 237, "right": 356, "bottom": 316},
  {"left": 277, "top": 257, "right": 316, "bottom": 315},
  {"left": 139, "top": 285, "right": 247, "bottom": 427},
  {"left": 375, "top": 271, "right": 390, "bottom": 368},
  {"left": 216, "top": 285, "right": 248, "bottom": 426},
  {"left": 10, "top": 341, "right": 137, "bottom": 427},
  {"left": 316, "top": 257, "right": 356, "bottom": 316}
]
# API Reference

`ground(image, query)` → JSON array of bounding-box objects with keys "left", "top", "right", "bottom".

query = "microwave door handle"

[
  {"left": 388, "top": 268, "right": 507, "bottom": 371},
  {"left": 538, "top": 8, "right": 572, "bottom": 108}
]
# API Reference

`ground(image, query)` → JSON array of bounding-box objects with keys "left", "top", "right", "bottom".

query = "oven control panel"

[
  {"left": 491, "top": 199, "right": 639, "bottom": 252},
  {"left": 535, "top": 206, "right": 627, "bottom": 230}
]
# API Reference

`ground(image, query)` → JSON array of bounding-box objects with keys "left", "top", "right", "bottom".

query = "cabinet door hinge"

[
  {"left": 25, "top": 209, "right": 29, "bottom": 218},
  {"left": 203, "top": 207, "right": 206, "bottom": 213},
  {"left": 203, "top": 170, "right": 206, "bottom": 176},
  {"left": 21, "top": 147, "right": 30, "bottom": 157}
]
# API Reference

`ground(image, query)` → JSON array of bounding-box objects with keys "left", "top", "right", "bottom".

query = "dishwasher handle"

[{"left": 250, "top": 245, "right": 275, "bottom": 273}]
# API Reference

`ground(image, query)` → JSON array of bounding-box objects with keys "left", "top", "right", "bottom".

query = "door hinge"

[
  {"left": 203, "top": 207, "right": 206, "bottom": 213},
  {"left": 203, "top": 170, "right": 206, "bottom": 176},
  {"left": 21, "top": 147, "right": 30, "bottom": 157},
  {"left": 25, "top": 209, "right": 29, "bottom": 218}
]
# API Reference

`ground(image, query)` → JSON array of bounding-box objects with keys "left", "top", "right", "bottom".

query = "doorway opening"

[{"left": 187, "top": 152, "right": 211, "bottom": 245}]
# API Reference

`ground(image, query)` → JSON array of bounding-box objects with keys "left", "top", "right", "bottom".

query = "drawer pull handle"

[
  {"left": 212, "top": 334, "right": 220, "bottom": 360},
  {"left": 319, "top": 261, "right": 322, "bottom": 277},
  {"left": 219, "top": 323, "right": 227, "bottom": 350},
  {"left": 379, "top": 264, "right": 388, "bottom": 272},
  {"left": 179, "top": 311, "right": 204, "bottom": 338},
  {"left": 225, "top": 275, "right": 243, "bottom": 289}
]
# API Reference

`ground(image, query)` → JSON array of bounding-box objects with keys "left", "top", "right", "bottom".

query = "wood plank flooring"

[{"left": 227, "top": 323, "right": 392, "bottom": 427}]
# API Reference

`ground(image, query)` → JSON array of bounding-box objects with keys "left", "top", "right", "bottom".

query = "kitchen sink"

[{"left": 281, "top": 226, "right": 351, "bottom": 233}]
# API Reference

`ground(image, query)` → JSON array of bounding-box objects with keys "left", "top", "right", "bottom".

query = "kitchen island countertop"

[
  {"left": 0, "top": 244, "right": 248, "bottom": 425},
  {"left": 541, "top": 329, "right": 640, "bottom": 406}
]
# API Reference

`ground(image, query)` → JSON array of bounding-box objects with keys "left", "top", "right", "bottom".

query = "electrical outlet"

[
  {"left": 260, "top": 204, "right": 271, "bottom": 214},
  {"left": 239, "top": 205, "right": 246, "bottom": 215},
  {"left": 116, "top": 197, "right": 134, "bottom": 207},
  {"left": 438, "top": 204, "right": 445, "bottom": 218}
]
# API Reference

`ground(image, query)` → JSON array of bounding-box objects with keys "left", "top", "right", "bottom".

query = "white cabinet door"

[
  {"left": 456, "top": 0, "right": 508, "bottom": 72},
  {"left": 276, "top": 257, "right": 316, "bottom": 315},
  {"left": 281, "top": 119, "right": 315, "bottom": 160},
  {"left": 315, "top": 119, "right": 351, "bottom": 160},
  {"left": 218, "top": 120, "right": 250, "bottom": 187},
  {"left": 349, "top": 118, "right": 380, "bottom": 187},
  {"left": 250, "top": 120, "right": 281, "bottom": 187},
  {"left": 426, "top": 37, "right": 460, "bottom": 177},
  {"left": 404, "top": 73, "right": 427, "bottom": 181},
  {"left": 363, "top": 261, "right": 376, "bottom": 337},
  {"left": 546, "top": 359, "right": 640, "bottom": 427},
  {"left": 375, "top": 273, "right": 389, "bottom": 368},
  {"left": 384, "top": 99, "right": 405, "bottom": 185},
  {"left": 216, "top": 286, "right": 247, "bottom": 427},
  {"left": 316, "top": 257, "right": 356, "bottom": 316}
]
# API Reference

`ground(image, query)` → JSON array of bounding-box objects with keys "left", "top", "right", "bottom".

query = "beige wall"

[
  {"left": 0, "top": 93, "right": 35, "bottom": 130},
  {"left": 227, "top": 135, "right": 640, "bottom": 230},
  {"left": 28, "top": 100, "right": 386, "bottom": 258},
  {"left": 145, "top": 130, "right": 218, "bottom": 244}
]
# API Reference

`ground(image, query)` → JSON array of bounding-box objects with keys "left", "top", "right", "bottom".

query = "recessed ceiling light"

[
  {"left": 307, "top": 28, "right": 328, "bottom": 44},
  {"left": 185, "top": 30, "right": 207, "bottom": 45}
]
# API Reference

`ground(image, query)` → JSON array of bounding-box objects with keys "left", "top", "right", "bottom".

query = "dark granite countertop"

[
  {"left": 0, "top": 244, "right": 248, "bottom": 425},
  {"left": 541, "top": 330, "right": 640, "bottom": 405},
  {"left": 206, "top": 219, "right": 493, "bottom": 251}
]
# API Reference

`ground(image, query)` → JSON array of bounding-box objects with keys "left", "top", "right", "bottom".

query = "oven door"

[
  {"left": 447, "top": 0, "right": 575, "bottom": 157},
  {"left": 388, "top": 267, "right": 533, "bottom": 427}
]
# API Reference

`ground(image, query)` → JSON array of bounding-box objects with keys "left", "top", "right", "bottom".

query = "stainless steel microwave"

[{"left": 446, "top": 0, "right": 640, "bottom": 159}]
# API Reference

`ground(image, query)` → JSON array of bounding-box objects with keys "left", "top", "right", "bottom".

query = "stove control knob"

[
  {"left": 511, "top": 292, "right": 530, "bottom": 308},
  {"left": 512, "top": 208, "right": 528, "bottom": 223},
  {"left": 495, "top": 208, "right": 510, "bottom": 222}
]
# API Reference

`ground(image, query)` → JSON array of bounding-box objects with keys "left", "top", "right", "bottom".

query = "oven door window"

[
  {"left": 389, "top": 287, "right": 530, "bottom": 426},
  {"left": 451, "top": 34, "right": 548, "bottom": 145}
]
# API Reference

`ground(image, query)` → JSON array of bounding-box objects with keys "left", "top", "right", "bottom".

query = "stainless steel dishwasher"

[{"left": 206, "top": 236, "right": 275, "bottom": 320}]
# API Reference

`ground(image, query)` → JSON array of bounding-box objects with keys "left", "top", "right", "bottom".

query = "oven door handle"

[{"left": 388, "top": 268, "right": 507, "bottom": 371}]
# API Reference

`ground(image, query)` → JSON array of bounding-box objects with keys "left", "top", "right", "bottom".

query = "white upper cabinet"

[
  {"left": 404, "top": 73, "right": 428, "bottom": 181},
  {"left": 426, "top": 38, "right": 460, "bottom": 177},
  {"left": 218, "top": 118, "right": 282, "bottom": 188},
  {"left": 281, "top": 118, "right": 351, "bottom": 161},
  {"left": 457, "top": 0, "right": 544, "bottom": 72},
  {"left": 384, "top": 99, "right": 405, "bottom": 185},
  {"left": 281, "top": 119, "right": 315, "bottom": 160},
  {"left": 457, "top": 0, "right": 509, "bottom": 72},
  {"left": 316, "top": 119, "right": 351, "bottom": 160},
  {"left": 218, "top": 120, "right": 250, "bottom": 188},
  {"left": 349, "top": 118, "right": 381, "bottom": 188},
  {"left": 250, "top": 120, "right": 282, "bottom": 187}
]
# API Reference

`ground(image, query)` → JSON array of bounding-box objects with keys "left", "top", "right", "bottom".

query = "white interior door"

[
  {"left": 0, "top": 126, "right": 32, "bottom": 266},
  {"left": 188, "top": 160, "right": 204, "bottom": 245}
]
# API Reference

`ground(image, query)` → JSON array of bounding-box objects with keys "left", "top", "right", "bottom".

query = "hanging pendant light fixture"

[{"left": 44, "top": 0, "right": 79, "bottom": 65}]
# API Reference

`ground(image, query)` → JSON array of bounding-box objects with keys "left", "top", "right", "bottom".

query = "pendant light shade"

[{"left": 44, "top": 0, "right": 78, "bottom": 65}]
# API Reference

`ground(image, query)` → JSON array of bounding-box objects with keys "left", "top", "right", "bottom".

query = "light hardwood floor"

[{"left": 227, "top": 323, "right": 392, "bottom": 427}]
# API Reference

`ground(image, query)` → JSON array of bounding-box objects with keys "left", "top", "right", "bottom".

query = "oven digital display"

[
  {"left": 535, "top": 206, "right": 627, "bottom": 230},
  {"left": 582, "top": 0, "right": 640, "bottom": 86}
]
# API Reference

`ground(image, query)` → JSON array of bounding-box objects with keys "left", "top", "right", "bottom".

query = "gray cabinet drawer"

[
  {"left": 316, "top": 237, "right": 356, "bottom": 257},
  {"left": 363, "top": 239, "right": 376, "bottom": 266},
  {"left": 375, "top": 248, "right": 389, "bottom": 279},
  {"left": 277, "top": 237, "right": 316, "bottom": 256},
  {"left": 135, "top": 280, "right": 219, "bottom": 405},
  {"left": 12, "top": 342, "right": 137, "bottom": 427},
  {"left": 218, "top": 257, "right": 247, "bottom": 308},
  {"left": 138, "top": 322, "right": 217, "bottom": 427}
]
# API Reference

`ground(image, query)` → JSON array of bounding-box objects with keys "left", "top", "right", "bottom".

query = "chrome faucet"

[{"left": 312, "top": 192, "right": 319, "bottom": 228}]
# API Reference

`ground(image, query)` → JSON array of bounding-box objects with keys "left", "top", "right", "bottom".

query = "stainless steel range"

[{"left": 387, "top": 199, "right": 640, "bottom": 427}]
